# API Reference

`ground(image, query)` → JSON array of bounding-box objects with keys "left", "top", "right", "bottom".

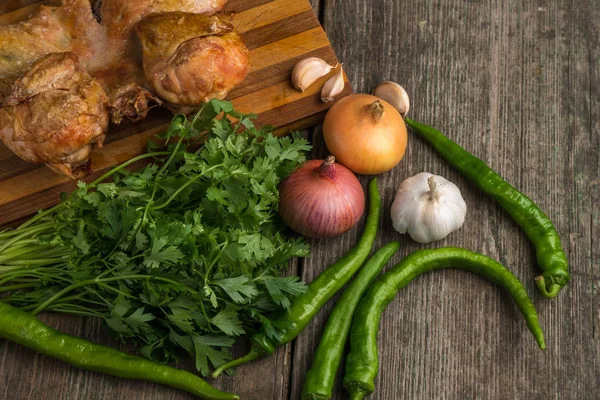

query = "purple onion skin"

[{"left": 278, "top": 156, "right": 365, "bottom": 239}]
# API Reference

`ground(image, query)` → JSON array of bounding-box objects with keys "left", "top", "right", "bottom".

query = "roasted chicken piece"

[
  {"left": 100, "top": 0, "right": 228, "bottom": 43},
  {"left": 95, "top": 0, "right": 229, "bottom": 121},
  {"left": 0, "top": 0, "right": 105, "bottom": 100},
  {"left": 0, "top": 0, "right": 249, "bottom": 178},
  {"left": 0, "top": 53, "right": 109, "bottom": 178},
  {"left": 0, "top": 5, "right": 69, "bottom": 99},
  {"left": 136, "top": 12, "right": 250, "bottom": 112}
]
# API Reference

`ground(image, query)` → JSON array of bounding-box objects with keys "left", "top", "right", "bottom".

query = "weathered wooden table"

[{"left": 1, "top": 0, "right": 598, "bottom": 399}]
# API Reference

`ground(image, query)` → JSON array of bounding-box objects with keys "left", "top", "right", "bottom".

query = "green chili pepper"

[
  {"left": 301, "top": 241, "right": 400, "bottom": 400},
  {"left": 405, "top": 118, "right": 569, "bottom": 298},
  {"left": 212, "top": 178, "right": 383, "bottom": 378},
  {"left": 343, "top": 247, "right": 545, "bottom": 400},
  {"left": 0, "top": 302, "right": 238, "bottom": 400}
]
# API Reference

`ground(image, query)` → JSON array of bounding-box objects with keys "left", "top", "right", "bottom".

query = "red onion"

[{"left": 278, "top": 156, "right": 365, "bottom": 239}]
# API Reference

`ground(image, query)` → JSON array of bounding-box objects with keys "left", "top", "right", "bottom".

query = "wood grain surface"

[
  {"left": 1, "top": 0, "right": 599, "bottom": 399},
  {"left": 0, "top": 0, "right": 351, "bottom": 226}
]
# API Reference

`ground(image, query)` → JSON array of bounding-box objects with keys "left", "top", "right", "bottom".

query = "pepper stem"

[
  {"left": 534, "top": 275, "right": 561, "bottom": 299},
  {"left": 366, "top": 100, "right": 385, "bottom": 123},
  {"left": 211, "top": 350, "right": 261, "bottom": 379}
]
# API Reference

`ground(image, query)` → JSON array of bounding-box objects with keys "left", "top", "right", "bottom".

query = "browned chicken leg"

[
  {"left": 136, "top": 12, "right": 250, "bottom": 113},
  {"left": 0, "top": 53, "right": 109, "bottom": 178}
]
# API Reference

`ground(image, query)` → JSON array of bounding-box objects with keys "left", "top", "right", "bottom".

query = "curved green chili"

[
  {"left": 343, "top": 247, "right": 545, "bottom": 400},
  {"left": 301, "top": 241, "right": 400, "bottom": 400},
  {"left": 212, "top": 178, "right": 382, "bottom": 378},
  {"left": 0, "top": 302, "right": 238, "bottom": 400},
  {"left": 405, "top": 118, "right": 569, "bottom": 298}
]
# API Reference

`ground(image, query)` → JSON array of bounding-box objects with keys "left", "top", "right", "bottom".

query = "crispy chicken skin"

[
  {"left": 0, "top": 0, "right": 250, "bottom": 178},
  {"left": 100, "top": 0, "right": 228, "bottom": 42},
  {"left": 0, "top": 53, "right": 109, "bottom": 178},
  {"left": 0, "top": 0, "right": 105, "bottom": 92},
  {"left": 0, "top": 4, "right": 71, "bottom": 99},
  {"left": 136, "top": 12, "right": 249, "bottom": 112}
]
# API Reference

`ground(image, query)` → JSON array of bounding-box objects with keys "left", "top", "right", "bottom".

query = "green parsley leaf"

[
  {"left": 192, "top": 335, "right": 235, "bottom": 376},
  {"left": 261, "top": 276, "right": 308, "bottom": 310},
  {"left": 213, "top": 276, "right": 259, "bottom": 304},
  {"left": 210, "top": 310, "right": 244, "bottom": 336}
]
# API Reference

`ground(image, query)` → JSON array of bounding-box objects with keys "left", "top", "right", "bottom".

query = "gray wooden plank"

[{"left": 290, "top": 0, "right": 599, "bottom": 399}]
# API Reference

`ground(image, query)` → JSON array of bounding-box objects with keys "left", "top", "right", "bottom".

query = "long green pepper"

[
  {"left": 405, "top": 118, "right": 569, "bottom": 298},
  {"left": 212, "top": 178, "right": 383, "bottom": 378},
  {"left": 343, "top": 248, "right": 545, "bottom": 400},
  {"left": 0, "top": 302, "right": 238, "bottom": 400},
  {"left": 301, "top": 241, "right": 400, "bottom": 400}
]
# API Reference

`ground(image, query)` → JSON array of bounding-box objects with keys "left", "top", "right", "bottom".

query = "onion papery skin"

[
  {"left": 278, "top": 157, "right": 365, "bottom": 239},
  {"left": 323, "top": 94, "right": 408, "bottom": 175}
]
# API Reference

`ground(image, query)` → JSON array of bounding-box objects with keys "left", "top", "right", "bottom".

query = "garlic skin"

[
  {"left": 373, "top": 81, "right": 410, "bottom": 115},
  {"left": 391, "top": 172, "right": 467, "bottom": 243},
  {"left": 291, "top": 57, "right": 334, "bottom": 92},
  {"left": 321, "top": 66, "right": 345, "bottom": 102}
]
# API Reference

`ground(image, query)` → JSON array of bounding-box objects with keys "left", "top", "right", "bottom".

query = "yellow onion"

[
  {"left": 322, "top": 94, "right": 408, "bottom": 175},
  {"left": 278, "top": 156, "right": 365, "bottom": 239}
]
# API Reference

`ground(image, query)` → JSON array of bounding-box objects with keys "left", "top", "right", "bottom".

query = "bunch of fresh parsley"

[{"left": 0, "top": 100, "right": 311, "bottom": 376}]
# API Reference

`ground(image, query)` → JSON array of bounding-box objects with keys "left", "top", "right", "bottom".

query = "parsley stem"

[
  {"left": 43, "top": 306, "right": 103, "bottom": 318},
  {"left": 0, "top": 245, "right": 47, "bottom": 262},
  {"left": 31, "top": 275, "right": 196, "bottom": 315},
  {"left": 0, "top": 268, "right": 72, "bottom": 285},
  {"left": 17, "top": 208, "right": 60, "bottom": 231},
  {"left": 138, "top": 185, "right": 158, "bottom": 232},
  {"left": 0, "top": 283, "right": 37, "bottom": 292},
  {"left": 0, "top": 238, "right": 38, "bottom": 249},
  {"left": 154, "top": 104, "right": 207, "bottom": 178},
  {"left": 157, "top": 137, "right": 185, "bottom": 176},
  {"left": 151, "top": 162, "right": 225, "bottom": 212},
  {"left": 4, "top": 257, "right": 68, "bottom": 266},
  {"left": 97, "top": 282, "right": 137, "bottom": 300},
  {"left": 199, "top": 299, "right": 215, "bottom": 334},
  {"left": 48, "top": 294, "right": 85, "bottom": 306},
  {"left": 150, "top": 175, "right": 200, "bottom": 211},
  {"left": 0, "top": 266, "right": 25, "bottom": 273},
  {"left": 90, "top": 151, "right": 170, "bottom": 186},
  {"left": 0, "top": 224, "right": 55, "bottom": 253}
]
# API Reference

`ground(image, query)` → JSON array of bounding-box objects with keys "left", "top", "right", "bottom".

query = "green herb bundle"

[{"left": 0, "top": 100, "right": 311, "bottom": 376}]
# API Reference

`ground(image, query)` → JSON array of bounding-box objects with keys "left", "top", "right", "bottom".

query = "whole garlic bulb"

[{"left": 391, "top": 172, "right": 467, "bottom": 243}]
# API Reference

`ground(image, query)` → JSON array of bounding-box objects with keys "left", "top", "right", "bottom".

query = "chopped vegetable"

[{"left": 0, "top": 100, "right": 312, "bottom": 376}]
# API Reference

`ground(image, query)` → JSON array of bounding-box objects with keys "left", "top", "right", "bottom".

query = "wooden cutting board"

[{"left": 0, "top": 0, "right": 351, "bottom": 227}]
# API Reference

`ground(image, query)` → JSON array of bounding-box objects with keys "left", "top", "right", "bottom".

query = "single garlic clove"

[
  {"left": 373, "top": 81, "right": 410, "bottom": 116},
  {"left": 321, "top": 66, "right": 345, "bottom": 103},
  {"left": 291, "top": 57, "right": 334, "bottom": 92}
]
